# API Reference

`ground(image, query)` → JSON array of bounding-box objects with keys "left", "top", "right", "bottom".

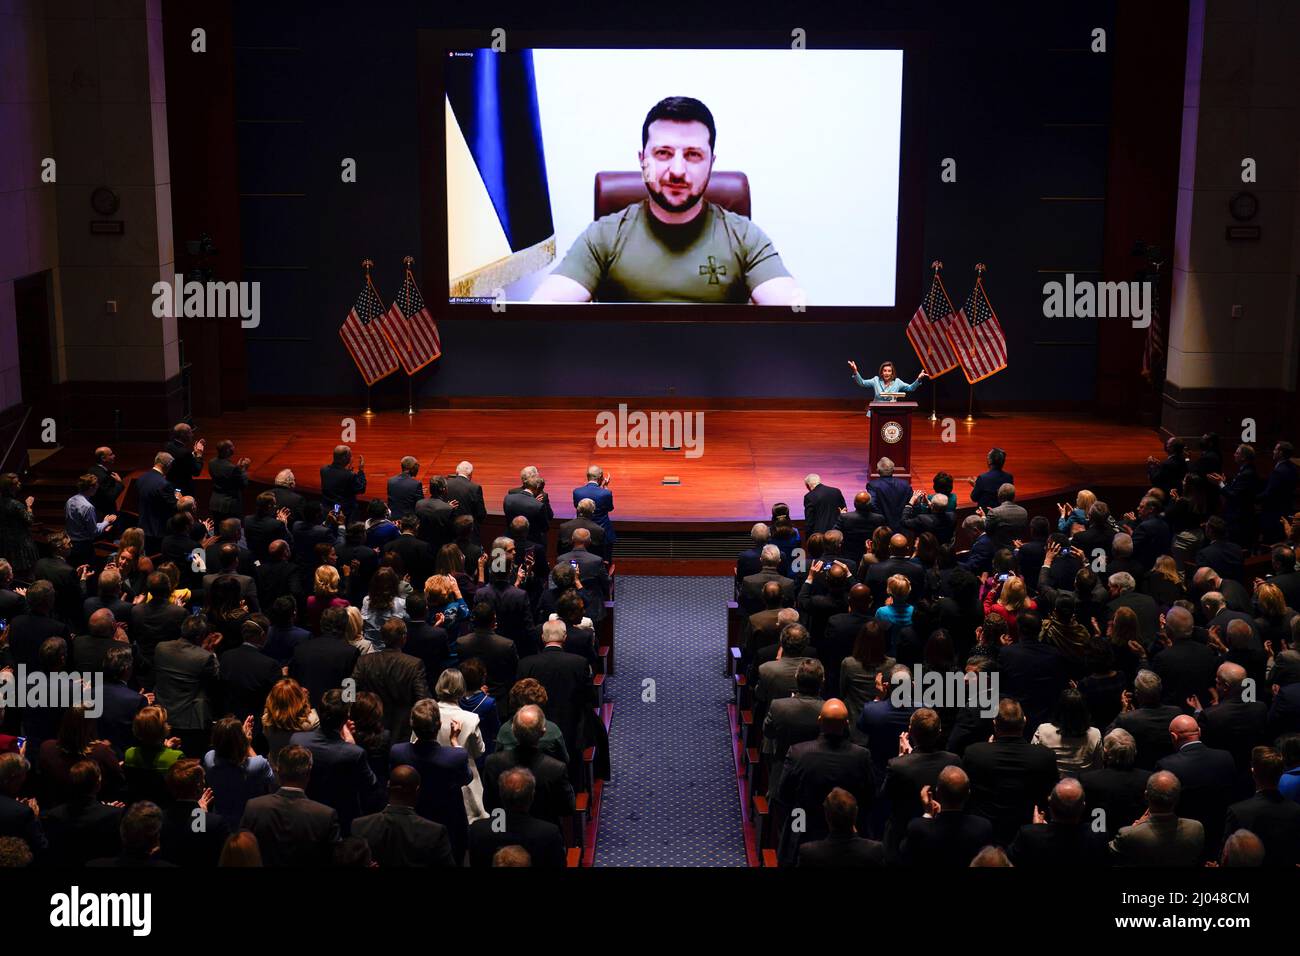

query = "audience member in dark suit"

[
  {"left": 572, "top": 466, "right": 616, "bottom": 555},
  {"left": 288, "top": 606, "right": 361, "bottom": 709},
  {"left": 389, "top": 699, "right": 473, "bottom": 863},
  {"left": 414, "top": 477, "right": 457, "bottom": 550},
  {"left": 163, "top": 424, "right": 204, "bottom": 496},
  {"left": 1108, "top": 770, "right": 1204, "bottom": 866},
  {"left": 835, "top": 493, "right": 884, "bottom": 566},
  {"left": 135, "top": 453, "right": 178, "bottom": 552},
  {"left": 1222, "top": 745, "right": 1300, "bottom": 867},
  {"left": 99, "top": 646, "right": 149, "bottom": 757},
  {"left": 352, "top": 764, "right": 456, "bottom": 867},
  {"left": 797, "top": 787, "right": 885, "bottom": 867},
  {"left": 202, "top": 546, "right": 260, "bottom": 613},
  {"left": 516, "top": 620, "right": 594, "bottom": 757},
  {"left": 289, "top": 689, "right": 381, "bottom": 834},
  {"left": 473, "top": 556, "right": 536, "bottom": 657},
  {"left": 880, "top": 707, "right": 962, "bottom": 861},
  {"left": 774, "top": 699, "right": 875, "bottom": 868},
  {"left": 386, "top": 457, "right": 425, "bottom": 519},
  {"left": 901, "top": 492, "right": 955, "bottom": 544},
  {"left": 900, "top": 765, "right": 994, "bottom": 867},
  {"left": 982, "top": 484, "right": 1028, "bottom": 550},
  {"left": 319, "top": 445, "right": 366, "bottom": 521},
  {"left": 85, "top": 801, "right": 175, "bottom": 868},
  {"left": 239, "top": 744, "right": 341, "bottom": 866},
  {"left": 866, "top": 459, "right": 914, "bottom": 531},
  {"left": 88, "top": 447, "right": 126, "bottom": 521},
  {"left": 998, "top": 610, "right": 1070, "bottom": 732},
  {"left": 1211, "top": 444, "right": 1264, "bottom": 548},
  {"left": 1130, "top": 496, "right": 1173, "bottom": 572},
  {"left": 1008, "top": 777, "right": 1107, "bottom": 866},
  {"left": 504, "top": 479, "right": 553, "bottom": 553},
  {"left": 968, "top": 448, "right": 1013, "bottom": 511},
  {"left": 1195, "top": 662, "right": 1269, "bottom": 781},
  {"left": 218, "top": 619, "right": 283, "bottom": 724},
  {"left": 159, "top": 758, "right": 231, "bottom": 867},
  {"left": 42, "top": 759, "right": 123, "bottom": 866},
  {"left": 1194, "top": 516, "right": 1245, "bottom": 582},
  {"left": 1149, "top": 606, "right": 1219, "bottom": 706},
  {"left": 32, "top": 533, "right": 86, "bottom": 630},
  {"left": 1256, "top": 442, "right": 1299, "bottom": 545},
  {"left": 207, "top": 441, "right": 250, "bottom": 524},
  {"left": 152, "top": 612, "right": 220, "bottom": 755},
  {"left": 1105, "top": 572, "right": 1160, "bottom": 643},
  {"left": 739, "top": 546, "right": 797, "bottom": 615},
  {"left": 0, "top": 753, "right": 45, "bottom": 854},
  {"left": 1146, "top": 438, "right": 1187, "bottom": 496},
  {"left": 444, "top": 462, "right": 487, "bottom": 532},
  {"left": 1155, "top": 715, "right": 1239, "bottom": 857},
  {"left": 271, "top": 470, "right": 307, "bottom": 523},
  {"left": 71, "top": 607, "right": 125, "bottom": 673},
  {"left": 483, "top": 706, "right": 575, "bottom": 825},
  {"left": 1080, "top": 728, "right": 1152, "bottom": 842},
  {"left": 1107, "top": 670, "right": 1184, "bottom": 769},
  {"left": 803, "top": 475, "right": 846, "bottom": 535},
  {"left": 5, "top": 581, "right": 70, "bottom": 671},
  {"left": 962, "top": 699, "right": 1059, "bottom": 846},
  {"left": 863, "top": 534, "right": 927, "bottom": 607},
  {"left": 468, "top": 765, "right": 566, "bottom": 867},
  {"left": 352, "top": 618, "right": 430, "bottom": 741},
  {"left": 244, "top": 492, "right": 292, "bottom": 565},
  {"left": 382, "top": 515, "right": 434, "bottom": 593},
  {"left": 560, "top": 501, "right": 607, "bottom": 561},
  {"left": 733, "top": 523, "right": 772, "bottom": 598},
  {"left": 255, "top": 541, "right": 303, "bottom": 612},
  {"left": 762, "top": 659, "right": 826, "bottom": 799},
  {"left": 456, "top": 602, "right": 520, "bottom": 701}
]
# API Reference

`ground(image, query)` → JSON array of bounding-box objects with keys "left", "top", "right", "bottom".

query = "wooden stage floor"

[{"left": 190, "top": 407, "right": 1165, "bottom": 528}]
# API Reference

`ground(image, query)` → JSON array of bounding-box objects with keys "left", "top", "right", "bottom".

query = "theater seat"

[{"left": 594, "top": 171, "right": 752, "bottom": 219}]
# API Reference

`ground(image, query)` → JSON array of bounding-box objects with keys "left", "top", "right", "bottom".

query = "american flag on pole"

[
  {"left": 339, "top": 263, "right": 400, "bottom": 385},
  {"left": 378, "top": 258, "right": 442, "bottom": 374},
  {"left": 1141, "top": 274, "right": 1165, "bottom": 382},
  {"left": 906, "top": 265, "right": 961, "bottom": 378},
  {"left": 942, "top": 267, "right": 1008, "bottom": 384}
]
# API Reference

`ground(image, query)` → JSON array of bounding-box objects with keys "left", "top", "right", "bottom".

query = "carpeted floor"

[{"left": 592, "top": 575, "right": 748, "bottom": 867}]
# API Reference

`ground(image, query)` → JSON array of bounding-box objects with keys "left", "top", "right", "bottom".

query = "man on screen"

[{"left": 530, "top": 96, "right": 800, "bottom": 305}]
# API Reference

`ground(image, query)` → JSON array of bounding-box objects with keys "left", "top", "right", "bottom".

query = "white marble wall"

[
  {"left": 0, "top": 0, "right": 58, "bottom": 412},
  {"left": 41, "top": 0, "right": 178, "bottom": 387},
  {"left": 1167, "top": 0, "right": 1300, "bottom": 393}
]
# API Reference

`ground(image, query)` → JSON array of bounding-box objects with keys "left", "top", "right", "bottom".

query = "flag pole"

[
  {"left": 403, "top": 254, "right": 417, "bottom": 415},
  {"left": 363, "top": 258, "right": 375, "bottom": 416},
  {"left": 929, "top": 378, "right": 937, "bottom": 422},
  {"left": 964, "top": 262, "right": 987, "bottom": 424}
]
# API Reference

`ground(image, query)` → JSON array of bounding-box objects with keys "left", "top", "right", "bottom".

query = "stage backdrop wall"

[{"left": 230, "top": 0, "right": 1116, "bottom": 405}]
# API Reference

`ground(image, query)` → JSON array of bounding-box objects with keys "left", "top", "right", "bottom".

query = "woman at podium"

[{"left": 847, "top": 359, "right": 928, "bottom": 416}]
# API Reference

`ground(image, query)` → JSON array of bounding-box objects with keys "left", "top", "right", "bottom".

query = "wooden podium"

[{"left": 868, "top": 400, "right": 917, "bottom": 478}]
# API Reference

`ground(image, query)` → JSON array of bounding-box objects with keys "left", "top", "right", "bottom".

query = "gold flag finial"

[
  {"left": 362, "top": 258, "right": 373, "bottom": 273},
  {"left": 402, "top": 255, "right": 415, "bottom": 269},
  {"left": 931, "top": 260, "right": 943, "bottom": 272}
]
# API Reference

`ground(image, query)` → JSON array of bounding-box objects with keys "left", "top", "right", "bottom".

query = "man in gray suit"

[
  {"left": 755, "top": 624, "right": 816, "bottom": 723},
  {"left": 240, "top": 745, "right": 341, "bottom": 866},
  {"left": 152, "top": 613, "right": 220, "bottom": 756},
  {"left": 739, "top": 545, "right": 797, "bottom": 614},
  {"left": 982, "top": 483, "right": 1028, "bottom": 549},
  {"left": 1108, "top": 770, "right": 1205, "bottom": 866},
  {"left": 763, "top": 659, "right": 826, "bottom": 799}
]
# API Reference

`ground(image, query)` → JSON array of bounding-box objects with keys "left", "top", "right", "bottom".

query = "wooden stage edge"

[{"left": 162, "top": 406, "right": 1167, "bottom": 530}]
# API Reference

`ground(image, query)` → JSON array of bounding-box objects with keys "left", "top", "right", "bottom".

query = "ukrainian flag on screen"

[{"left": 446, "top": 50, "right": 556, "bottom": 297}]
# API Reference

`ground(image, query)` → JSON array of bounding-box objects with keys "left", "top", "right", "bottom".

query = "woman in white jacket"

[{"left": 433, "top": 668, "right": 488, "bottom": 821}]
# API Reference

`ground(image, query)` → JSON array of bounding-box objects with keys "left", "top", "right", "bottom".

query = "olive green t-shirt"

[{"left": 551, "top": 200, "right": 791, "bottom": 303}]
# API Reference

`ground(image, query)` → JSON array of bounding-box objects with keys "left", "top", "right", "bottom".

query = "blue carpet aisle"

[{"left": 593, "top": 576, "right": 749, "bottom": 866}]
